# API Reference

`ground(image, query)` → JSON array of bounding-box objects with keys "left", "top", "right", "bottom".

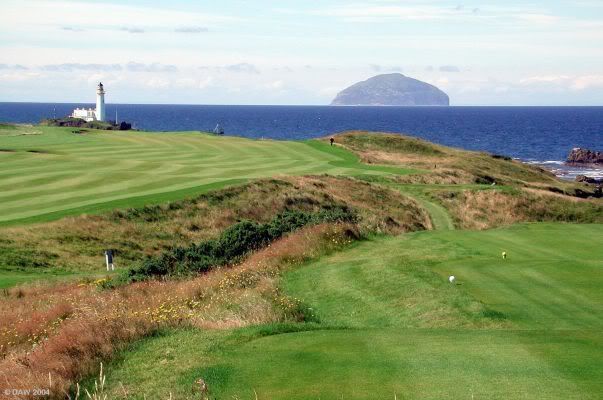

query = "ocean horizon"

[{"left": 1, "top": 102, "right": 601, "bottom": 180}]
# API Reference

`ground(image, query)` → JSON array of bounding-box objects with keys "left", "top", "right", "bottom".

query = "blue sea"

[{"left": 1, "top": 103, "right": 601, "bottom": 179}]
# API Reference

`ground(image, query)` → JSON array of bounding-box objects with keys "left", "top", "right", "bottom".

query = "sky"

[{"left": 1, "top": 0, "right": 602, "bottom": 105}]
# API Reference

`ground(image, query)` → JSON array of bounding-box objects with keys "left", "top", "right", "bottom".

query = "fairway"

[
  {"left": 102, "top": 223, "right": 603, "bottom": 399},
  {"left": 284, "top": 223, "right": 603, "bottom": 329},
  {"left": 0, "top": 126, "right": 414, "bottom": 225}
]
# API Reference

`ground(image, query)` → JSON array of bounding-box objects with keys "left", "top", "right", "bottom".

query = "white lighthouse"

[
  {"left": 95, "top": 82, "right": 106, "bottom": 122},
  {"left": 71, "top": 82, "right": 108, "bottom": 122}
]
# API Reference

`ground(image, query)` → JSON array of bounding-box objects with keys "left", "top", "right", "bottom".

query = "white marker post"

[{"left": 104, "top": 249, "right": 115, "bottom": 271}]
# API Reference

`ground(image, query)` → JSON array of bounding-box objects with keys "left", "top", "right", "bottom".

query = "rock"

[
  {"left": 575, "top": 175, "right": 603, "bottom": 184},
  {"left": 194, "top": 378, "right": 209, "bottom": 399},
  {"left": 566, "top": 148, "right": 602, "bottom": 164},
  {"left": 331, "top": 73, "right": 449, "bottom": 106}
]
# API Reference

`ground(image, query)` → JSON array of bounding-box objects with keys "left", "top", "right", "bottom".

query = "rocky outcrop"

[
  {"left": 566, "top": 148, "right": 602, "bottom": 164},
  {"left": 575, "top": 175, "right": 603, "bottom": 184},
  {"left": 40, "top": 118, "right": 132, "bottom": 131},
  {"left": 331, "top": 73, "right": 449, "bottom": 106}
]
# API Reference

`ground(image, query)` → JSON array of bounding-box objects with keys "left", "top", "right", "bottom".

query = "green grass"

[
  {"left": 0, "top": 126, "right": 418, "bottom": 226},
  {"left": 392, "top": 184, "right": 458, "bottom": 230},
  {"left": 203, "top": 329, "right": 600, "bottom": 400},
  {"left": 284, "top": 223, "right": 602, "bottom": 329},
  {"left": 102, "top": 223, "right": 603, "bottom": 399},
  {"left": 0, "top": 269, "right": 110, "bottom": 289},
  {"left": 0, "top": 271, "right": 49, "bottom": 289}
]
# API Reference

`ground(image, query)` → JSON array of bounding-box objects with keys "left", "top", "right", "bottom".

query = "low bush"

[
  {"left": 128, "top": 207, "right": 357, "bottom": 280},
  {"left": 0, "top": 243, "right": 58, "bottom": 270}
]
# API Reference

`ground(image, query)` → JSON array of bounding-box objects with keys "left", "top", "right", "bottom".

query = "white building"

[{"left": 71, "top": 82, "right": 106, "bottom": 122}]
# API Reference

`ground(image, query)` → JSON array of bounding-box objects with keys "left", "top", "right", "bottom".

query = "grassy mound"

[
  {"left": 436, "top": 188, "right": 603, "bottom": 229},
  {"left": 128, "top": 207, "right": 357, "bottom": 280},
  {"left": 0, "top": 176, "right": 430, "bottom": 288},
  {"left": 334, "top": 131, "right": 598, "bottom": 196}
]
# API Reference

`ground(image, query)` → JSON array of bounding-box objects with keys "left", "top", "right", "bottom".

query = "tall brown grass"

[
  {"left": 0, "top": 223, "right": 359, "bottom": 399},
  {"left": 436, "top": 189, "right": 603, "bottom": 230}
]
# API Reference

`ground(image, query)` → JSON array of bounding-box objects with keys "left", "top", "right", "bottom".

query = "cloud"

[
  {"left": 61, "top": 26, "right": 84, "bottom": 32},
  {"left": 316, "top": 5, "right": 452, "bottom": 21},
  {"left": 370, "top": 64, "right": 382, "bottom": 72},
  {"left": 571, "top": 75, "right": 603, "bottom": 90},
  {"left": 370, "top": 64, "right": 403, "bottom": 73},
  {"left": 126, "top": 62, "right": 178, "bottom": 73},
  {"left": 439, "top": 65, "right": 461, "bottom": 72},
  {"left": 175, "top": 26, "right": 209, "bottom": 33},
  {"left": 41, "top": 63, "right": 122, "bottom": 72},
  {"left": 310, "top": 3, "right": 496, "bottom": 22},
  {"left": 86, "top": 73, "right": 111, "bottom": 85},
  {"left": 145, "top": 77, "right": 170, "bottom": 89},
  {"left": 198, "top": 76, "right": 214, "bottom": 89},
  {"left": 516, "top": 14, "right": 560, "bottom": 25},
  {"left": 308, "top": 3, "right": 565, "bottom": 28},
  {"left": 199, "top": 63, "right": 260, "bottom": 74},
  {"left": 0, "top": 71, "right": 41, "bottom": 82},
  {"left": 224, "top": 63, "right": 260, "bottom": 74},
  {"left": 273, "top": 66, "right": 293, "bottom": 72},
  {"left": 174, "top": 78, "right": 197, "bottom": 88},
  {"left": 519, "top": 74, "right": 603, "bottom": 90},
  {"left": 266, "top": 80, "right": 284, "bottom": 90},
  {"left": 121, "top": 26, "right": 145, "bottom": 34},
  {"left": 0, "top": 64, "right": 28, "bottom": 70},
  {"left": 36, "top": 62, "right": 178, "bottom": 73},
  {"left": 520, "top": 75, "right": 571, "bottom": 85}
]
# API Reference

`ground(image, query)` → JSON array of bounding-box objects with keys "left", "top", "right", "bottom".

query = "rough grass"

[
  {"left": 436, "top": 188, "right": 603, "bottom": 230},
  {"left": 0, "top": 176, "right": 430, "bottom": 279},
  {"left": 333, "top": 131, "right": 599, "bottom": 196},
  {"left": 0, "top": 223, "right": 360, "bottom": 398}
]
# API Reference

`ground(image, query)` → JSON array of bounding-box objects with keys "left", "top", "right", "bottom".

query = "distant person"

[
  {"left": 104, "top": 249, "right": 115, "bottom": 271},
  {"left": 502, "top": 251, "right": 507, "bottom": 260},
  {"left": 330, "top": 137, "right": 335, "bottom": 146}
]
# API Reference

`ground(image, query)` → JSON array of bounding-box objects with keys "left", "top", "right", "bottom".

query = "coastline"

[{"left": 524, "top": 159, "right": 603, "bottom": 181}]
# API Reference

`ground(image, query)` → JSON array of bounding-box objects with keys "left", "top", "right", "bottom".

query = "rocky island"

[{"left": 331, "top": 73, "right": 449, "bottom": 106}]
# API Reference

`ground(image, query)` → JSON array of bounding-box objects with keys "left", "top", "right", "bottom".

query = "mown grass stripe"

[{"left": 0, "top": 127, "right": 416, "bottom": 225}]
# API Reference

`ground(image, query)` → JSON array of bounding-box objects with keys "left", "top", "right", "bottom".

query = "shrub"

[{"left": 127, "top": 207, "right": 356, "bottom": 281}]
